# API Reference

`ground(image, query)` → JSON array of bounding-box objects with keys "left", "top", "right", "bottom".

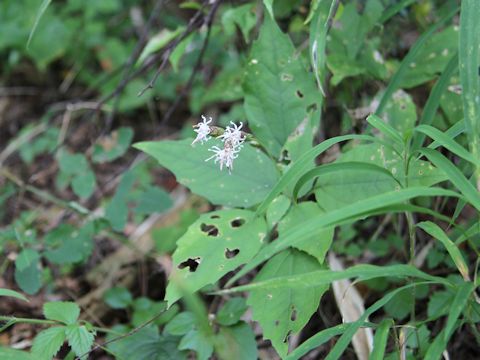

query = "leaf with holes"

[
  {"left": 134, "top": 139, "right": 279, "bottom": 207},
  {"left": 165, "top": 209, "right": 266, "bottom": 305},
  {"left": 247, "top": 249, "right": 327, "bottom": 357},
  {"left": 243, "top": 15, "right": 319, "bottom": 158}
]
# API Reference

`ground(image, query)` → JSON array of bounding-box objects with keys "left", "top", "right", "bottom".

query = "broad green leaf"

[
  {"left": 375, "top": 8, "right": 458, "bottom": 115},
  {"left": 107, "top": 325, "right": 186, "bottom": 360},
  {"left": 420, "top": 148, "right": 480, "bottom": 211},
  {"left": 277, "top": 202, "right": 333, "bottom": 263},
  {"left": 134, "top": 186, "right": 172, "bottom": 215},
  {"left": 44, "top": 222, "right": 94, "bottom": 264},
  {"left": 216, "top": 322, "right": 258, "bottom": 360},
  {"left": 0, "top": 288, "right": 28, "bottom": 302},
  {"left": 247, "top": 249, "right": 328, "bottom": 357},
  {"left": 369, "top": 319, "right": 393, "bottom": 360},
  {"left": 263, "top": 0, "right": 274, "bottom": 18},
  {"left": 164, "top": 312, "right": 195, "bottom": 336},
  {"left": 92, "top": 127, "right": 134, "bottom": 163},
  {"left": 221, "top": 4, "right": 257, "bottom": 42},
  {"left": 43, "top": 301, "right": 80, "bottom": 324},
  {"left": 459, "top": 0, "right": 480, "bottom": 182},
  {"left": 27, "top": 0, "right": 52, "bottom": 48},
  {"left": 266, "top": 194, "right": 291, "bottom": 228},
  {"left": 65, "top": 325, "right": 95, "bottom": 358},
  {"left": 71, "top": 169, "right": 96, "bottom": 198},
  {"left": 244, "top": 15, "right": 319, "bottom": 157},
  {"left": 398, "top": 26, "right": 458, "bottom": 88},
  {"left": 165, "top": 209, "right": 266, "bottom": 305},
  {"left": 216, "top": 298, "right": 247, "bottom": 326},
  {"left": 428, "top": 290, "right": 454, "bottom": 318},
  {"left": 229, "top": 187, "right": 459, "bottom": 286},
  {"left": 178, "top": 329, "right": 213, "bottom": 360},
  {"left": 219, "top": 264, "right": 448, "bottom": 294},
  {"left": 417, "top": 221, "right": 470, "bottom": 280},
  {"left": 14, "top": 257, "right": 41, "bottom": 295},
  {"left": 135, "top": 139, "right": 279, "bottom": 207},
  {"left": 104, "top": 286, "right": 133, "bottom": 309},
  {"left": 375, "top": 90, "right": 417, "bottom": 140},
  {"left": 105, "top": 170, "right": 136, "bottom": 231},
  {"left": 31, "top": 326, "right": 66, "bottom": 360},
  {"left": 15, "top": 248, "right": 40, "bottom": 272},
  {"left": 0, "top": 347, "right": 35, "bottom": 360},
  {"left": 255, "top": 134, "right": 383, "bottom": 215},
  {"left": 424, "top": 328, "right": 448, "bottom": 360},
  {"left": 444, "top": 282, "right": 475, "bottom": 341}
]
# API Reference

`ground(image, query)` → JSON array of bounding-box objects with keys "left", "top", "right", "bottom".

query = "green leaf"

[
  {"left": 0, "top": 288, "right": 28, "bottom": 302},
  {"left": 459, "top": 0, "right": 480, "bottom": 180},
  {"left": 108, "top": 326, "right": 186, "bottom": 360},
  {"left": 14, "top": 257, "right": 42, "bottom": 295},
  {"left": 418, "top": 221, "right": 470, "bottom": 280},
  {"left": 444, "top": 282, "right": 475, "bottom": 341},
  {"left": 375, "top": 8, "right": 458, "bottom": 114},
  {"left": 104, "top": 286, "right": 133, "bottom": 309},
  {"left": 165, "top": 209, "right": 266, "bottom": 305},
  {"left": 43, "top": 301, "right": 80, "bottom": 324},
  {"left": 369, "top": 319, "right": 393, "bottom": 360},
  {"left": 0, "top": 347, "right": 35, "bottom": 360},
  {"left": 178, "top": 329, "right": 213, "bottom": 360},
  {"left": 244, "top": 15, "right": 319, "bottom": 157},
  {"left": 15, "top": 248, "right": 40, "bottom": 272},
  {"left": 216, "top": 298, "right": 248, "bottom": 326},
  {"left": 277, "top": 202, "right": 333, "bottom": 263},
  {"left": 27, "top": 0, "right": 52, "bottom": 48},
  {"left": 92, "top": 127, "right": 134, "bottom": 163},
  {"left": 366, "top": 114, "right": 404, "bottom": 145},
  {"left": 43, "top": 223, "right": 94, "bottom": 264},
  {"left": 164, "top": 312, "right": 195, "bottom": 336},
  {"left": 134, "top": 139, "right": 279, "bottom": 207},
  {"left": 65, "top": 325, "right": 95, "bottom": 358},
  {"left": 219, "top": 264, "right": 448, "bottom": 294},
  {"left": 266, "top": 194, "right": 291, "bottom": 228},
  {"left": 137, "top": 27, "right": 184, "bottom": 65},
  {"left": 419, "top": 148, "right": 480, "bottom": 211},
  {"left": 263, "top": 0, "right": 274, "bottom": 18},
  {"left": 134, "top": 186, "right": 172, "bottom": 215},
  {"left": 71, "top": 169, "right": 96, "bottom": 199},
  {"left": 247, "top": 249, "right": 328, "bottom": 357},
  {"left": 31, "top": 326, "right": 66, "bottom": 360},
  {"left": 215, "top": 322, "right": 258, "bottom": 360},
  {"left": 221, "top": 4, "right": 257, "bottom": 42}
]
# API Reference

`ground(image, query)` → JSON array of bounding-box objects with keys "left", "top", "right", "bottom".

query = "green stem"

[{"left": 0, "top": 315, "right": 59, "bottom": 326}]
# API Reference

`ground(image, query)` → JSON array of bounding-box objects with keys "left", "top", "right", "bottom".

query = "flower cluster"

[{"left": 191, "top": 116, "right": 245, "bottom": 173}]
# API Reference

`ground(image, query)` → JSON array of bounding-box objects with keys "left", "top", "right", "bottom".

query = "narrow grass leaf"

[
  {"left": 444, "top": 282, "right": 475, "bottom": 342},
  {"left": 27, "top": 0, "right": 52, "bottom": 49},
  {"left": 417, "top": 221, "right": 470, "bottom": 280},
  {"left": 369, "top": 319, "right": 393, "bottom": 360},
  {"left": 420, "top": 148, "right": 480, "bottom": 211},
  {"left": 416, "top": 125, "right": 480, "bottom": 167},
  {"left": 0, "top": 288, "right": 28, "bottom": 302},
  {"left": 366, "top": 114, "right": 404, "bottom": 145},
  {"left": 427, "top": 121, "right": 465, "bottom": 150},
  {"left": 379, "top": 0, "right": 416, "bottom": 23}
]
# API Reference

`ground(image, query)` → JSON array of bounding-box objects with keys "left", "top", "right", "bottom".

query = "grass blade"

[
  {"left": 0, "top": 288, "right": 29, "bottom": 302},
  {"left": 417, "top": 221, "right": 470, "bottom": 280},
  {"left": 367, "top": 114, "right": 404, "bottom": 145},
  {"left": 420, "top": 148, "right": 480, "bottom": 211},
  {"left": 427, "top": 120, "right": 465, "bottom": 150},
  {"left": 444, "top": 282, "right": 475, "bottom": 341},
  {"left": 369, "top": 319, "right": 393, "bottom": 360},
  {"left": 459, "top": 0, "right": 480, "bottom": 187},
  {"left": 416, "top": 125, "right": 480, "bottom": 167},
  {"left": 379, "top": 0, "right": 416, "bottom": 24},
  {"left": 27, "top": 0, "right": 52, "bottom": 49}
]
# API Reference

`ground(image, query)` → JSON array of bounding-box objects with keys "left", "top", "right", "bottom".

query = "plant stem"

[{"left": 0, "top": 315, "right": 58, "bottom": 326}]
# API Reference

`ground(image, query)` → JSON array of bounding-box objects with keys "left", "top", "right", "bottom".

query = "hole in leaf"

[
  {"left": 230, "top": 218, "right": 245, "bottom": 228},
  {"left": 178, "top": 257, "right": 201, "bottom": 272},
  {"left": 200, "top": 223, "right": 219, "bottom": 236},
  {"left": 270, "top": 228, "right": 279, "bottom": 241},
  {"left": 275, "top": 320, "right": 280, "bottom": 326},
  {"left": 283, "top": 330, "right": 292, "bottom": 343},
  {"left": 211, "top": 215, "right": 220, "bottom": 219},
  {"left": 225, "top": 248, "right": 240, "bottom": 259},
  {"left": 307, "top": 103, "right": 318, "bottom": 112},
  {"left": 296, "top": 90, "right": 304, "bottom": 98},
  {"left": 290, "top": 308, "right": 297, "bottom": 321}
]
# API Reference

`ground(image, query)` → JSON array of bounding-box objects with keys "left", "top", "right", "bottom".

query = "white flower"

[
  {"left": 191, "top": 115, "right": 212, "bottom": 146},
  {"left": 218, "top": 121, "right": 245, "bottom": 148},
  {"left": 205, "top": 143, "right": 240, "bottom": 173}
]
